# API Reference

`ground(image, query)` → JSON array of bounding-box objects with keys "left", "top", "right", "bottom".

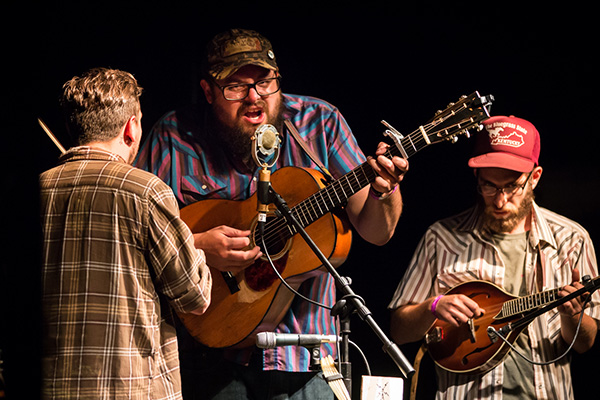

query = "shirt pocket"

[
  {"left": 180, "top": 174, "right": 227, "bottom": 204},
  {"left": 436, "top": 269, "right": 481, "bottom": 294}
]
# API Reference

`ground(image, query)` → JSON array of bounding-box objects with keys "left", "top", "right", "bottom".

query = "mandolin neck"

[{"left": 498, "top": 287, "right": 561, "bottom": 319}]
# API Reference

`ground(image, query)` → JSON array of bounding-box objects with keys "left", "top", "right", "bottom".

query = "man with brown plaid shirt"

[{"left": 39, "top": 68, "right": 212, "bottom": 399}]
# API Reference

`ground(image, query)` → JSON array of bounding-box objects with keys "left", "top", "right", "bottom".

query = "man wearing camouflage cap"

[
  {"left": 136, "top": 28, "right": 408, "bottom": 399},
  {"left": 389, "top": 116, "right": 599, "bottom": 399}
]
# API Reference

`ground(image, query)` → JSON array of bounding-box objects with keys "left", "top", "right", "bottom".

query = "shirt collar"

[
  {"left": 58, "top": 146, "right": 127, "bottom": 165},
  {"left": 457, "top": 201, "right": 557, "bottom": 250}
]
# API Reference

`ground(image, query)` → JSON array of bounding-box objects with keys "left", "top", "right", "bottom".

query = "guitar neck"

[
  {"left": 265, "top": 91, "right": 494, "bottom": 238},
  {"left": 287, "top": 127, "right": 428, "bottom": 231}
]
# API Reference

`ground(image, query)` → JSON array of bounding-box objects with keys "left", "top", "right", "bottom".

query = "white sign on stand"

[{"left": 361, "top": 376, "right": 404, "bottom": 400}]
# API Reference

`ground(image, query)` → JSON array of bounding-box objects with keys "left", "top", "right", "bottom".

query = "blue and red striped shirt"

[{"left": 135, "top": 93, "right": 366, "bottom": 371}]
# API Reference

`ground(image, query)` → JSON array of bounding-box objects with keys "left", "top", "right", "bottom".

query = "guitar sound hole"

[
  {"left": 246, "top": 216, "right": 292, "bottom": 292},
  {"left": 255, "top": 215, "right": 290, "bottom": 256}
]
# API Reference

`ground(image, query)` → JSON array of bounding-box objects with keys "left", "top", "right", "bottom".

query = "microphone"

[
  {"left": 254, "top": 124, "right": 280, "bottom": 158},
  {"left": 252, "top": 125, "right": 281, "bottom": 235},
  {"left": 256, "top": 332, "right": 339, "bottom": 349}
]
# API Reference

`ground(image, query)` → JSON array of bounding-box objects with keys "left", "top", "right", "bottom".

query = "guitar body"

[
  {"left": 178, "top": 166, "right": 352, "bottom": 348},
  {"left": 425, "top": 280, "right": 527, "bottom": 375},
  {"left": 175, "top": 92, "right": 495, "bottom": 349}
]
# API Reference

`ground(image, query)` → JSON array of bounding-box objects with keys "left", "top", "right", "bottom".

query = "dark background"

[{"left": 4, "top": 2, "right": 599, "bottom": 399}]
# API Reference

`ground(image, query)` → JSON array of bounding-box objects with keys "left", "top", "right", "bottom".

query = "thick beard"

[
  {"left": 211, "top": 94, "right": 284, "bottom": 167},
  {"left": 482, "top": 188, "right": 534, "bottom": 233}
]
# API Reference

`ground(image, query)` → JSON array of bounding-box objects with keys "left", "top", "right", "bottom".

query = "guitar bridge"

[{"left": 425, "top": 327, "right": 444, "bottom": 344}]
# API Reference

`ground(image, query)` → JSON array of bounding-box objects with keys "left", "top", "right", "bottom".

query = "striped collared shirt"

[
  {"left": 40, "top": 147, "right": 212, "bottom": 399},
  {"left": 389, "top": 203, "right": 599, "bottom": 399},
  {"left": 134, "top": 93, "right": 366, "bottom": 371}
]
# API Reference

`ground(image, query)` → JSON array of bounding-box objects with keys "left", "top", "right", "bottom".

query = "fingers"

[
  {"left": 435, "top": 294, "right": 485, "bottom": 327},
  {"left": 558, "top": 271, "right": 589, "bottom": 317},
  {"left": 195, "top": 226, "right": 262, "bottom": 271},
  {"left": 367, "top": 142, "right": 409, "bottom": 193}
]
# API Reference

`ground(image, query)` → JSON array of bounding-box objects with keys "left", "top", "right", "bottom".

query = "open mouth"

[{"left": 244, "top": 109, "right": 265, "bottom": 124}]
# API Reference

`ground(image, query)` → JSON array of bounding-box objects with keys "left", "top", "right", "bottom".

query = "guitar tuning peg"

[
  {"left": 450, "top": 136, "right": 459, "bottom": 143},
  {"left": 476, "top": 124, "right": 484, "bottom": 131},
  {"left": 435, "top": 109, "right": 443, "bottom": 115},
  {"left": 464, "top": 130, "right": 471, "bottom": 138},
  {"left": 447, "top": 102, "right": 455, "bottom": 107}
]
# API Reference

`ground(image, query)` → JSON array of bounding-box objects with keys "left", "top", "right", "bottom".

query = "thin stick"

[
  {"left": 38, "top": 118, "right": 66, "bottom": 154},
  {"left": 321, "top": 355, "right": 351, "bottom": 400}
]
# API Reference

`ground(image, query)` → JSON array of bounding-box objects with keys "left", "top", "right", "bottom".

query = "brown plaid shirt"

[{"left": 39, "top": 147, "right": 211, "bottom": 399}]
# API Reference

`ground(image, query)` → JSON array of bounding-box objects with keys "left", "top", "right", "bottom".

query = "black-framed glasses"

[
  {"left": 216, "top": 77, "right": 281, "bottom": 101},
  {"left": 477, "top": 170, "right": 534, "bottom": 197}
]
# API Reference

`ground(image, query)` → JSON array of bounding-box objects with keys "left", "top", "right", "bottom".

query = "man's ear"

[
  {"left": 530, "top": 166, "right": 543, "bottom": 189},
  {"left": 122, "top": 115, "right": 137, "bottom": 146},
  {"left": 200, "top": 79, "right": 214, "bottom": 104}
]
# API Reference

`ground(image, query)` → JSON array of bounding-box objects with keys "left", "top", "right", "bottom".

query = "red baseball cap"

[{"left": 468, "top": 115, "right": 540, "bottom": 172}]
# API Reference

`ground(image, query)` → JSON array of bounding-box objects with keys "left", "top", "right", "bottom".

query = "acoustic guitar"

[
  {"left": 178, "top": 92, "right": 494, "bottom": 348},
  {"left": 425, "top": 276, "right": 600, "bottom": 375}
]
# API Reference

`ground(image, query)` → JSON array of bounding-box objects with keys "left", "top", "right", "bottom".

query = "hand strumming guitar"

[{"left": 193, "top": 225, "right": 262, "bottom": 272}]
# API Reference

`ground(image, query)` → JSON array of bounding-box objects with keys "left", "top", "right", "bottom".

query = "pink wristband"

[
  {"left": 369, "top": 184, "right": 398, "bottom": 200},
  {"left": 431, "top": 295, "right": 443, "bottom": 318}
]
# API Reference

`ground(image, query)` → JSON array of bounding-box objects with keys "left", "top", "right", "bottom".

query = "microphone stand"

[{"left": 267, "top": 187, "right": 415, "bottom": 395}]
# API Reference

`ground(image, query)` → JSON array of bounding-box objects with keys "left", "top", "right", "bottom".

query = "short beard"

[
  {"left": 482, "top": 188, "right": 534, "bottom": 233},
  {"left": 210, "top": 94, "right": 284, "bottom": 168}
]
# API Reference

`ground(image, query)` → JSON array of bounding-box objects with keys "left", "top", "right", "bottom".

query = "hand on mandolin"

[
  {"left": 193, "top": 225, "right": 262, "bottom": 272},
  {"left": 432, "top": 294, "right": 485, "bottom": 328},
  {"left": 557, "top": 268, "right": 589, "bottom": 317}
]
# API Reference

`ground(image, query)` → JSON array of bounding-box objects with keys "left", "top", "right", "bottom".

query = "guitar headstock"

[
  {"left": 425, "top": 91, "right": 494, "bottom": 145},
  {"left": 382, "top": 91, "right": 494, "bottom": 159}
]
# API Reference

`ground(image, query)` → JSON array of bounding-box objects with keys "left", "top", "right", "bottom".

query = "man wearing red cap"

[
  {"left": 136, "top": 29, "right": 408, "bottom": 399},
  {"left": 389, "top": 116, "right": 599, "bottom": 399}
]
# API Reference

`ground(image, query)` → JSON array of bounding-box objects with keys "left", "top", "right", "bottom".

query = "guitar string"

[
  {"left": 257, "top": 94, "right": 486, "bottom": 248},
  {"left": 258, "top": 117, "right": 439, "bottom": 245},
  {"left": 256, "top": 115, "right": 471, "bottom": 251}
]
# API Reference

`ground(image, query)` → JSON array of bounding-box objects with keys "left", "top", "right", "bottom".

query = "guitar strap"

[
  {"left": 284, "top": 119, "right": 334, "bottom": 181},
  {"left": 409, "top": 343, "right": 427, "bottom": 400}
]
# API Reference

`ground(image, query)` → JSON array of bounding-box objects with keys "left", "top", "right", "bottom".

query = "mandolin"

[
  {"left": 425, "top": 276, "right": 600, "bottom": 375},
  {"left": 178, "top": 92, "right": 494, "bottom": 348}
]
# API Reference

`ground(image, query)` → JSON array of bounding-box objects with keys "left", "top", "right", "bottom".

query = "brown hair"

[{"left": 61, "top": 68, "right": 143, "bottom": 145}]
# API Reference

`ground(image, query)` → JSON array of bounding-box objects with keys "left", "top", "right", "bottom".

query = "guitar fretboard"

[
  {"left": 259, "top": 92, "right": 491, "bottom": 247},
  {"left": 287, "top": 124, "right": 435, "bottom": 232}
]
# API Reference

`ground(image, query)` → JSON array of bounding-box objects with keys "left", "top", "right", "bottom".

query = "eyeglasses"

[
  {"left": 215, "top": 77, "right": 281, "bottom": 101},
  {"left": 477, "top": 170, "right": 533, "bottom": 197}
]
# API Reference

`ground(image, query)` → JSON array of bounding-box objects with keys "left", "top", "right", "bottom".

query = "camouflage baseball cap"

[{"left": 205, "top": 29, "right": 278, "bottom": 81}]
